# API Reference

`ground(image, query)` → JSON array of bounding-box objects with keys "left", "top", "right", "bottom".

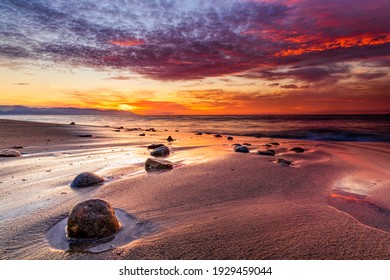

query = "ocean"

[{"left": 1, "top": 114, "right": 389, "bottom": 142}]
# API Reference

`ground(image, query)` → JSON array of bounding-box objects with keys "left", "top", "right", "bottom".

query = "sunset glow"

[{"left": 1, "top": 0, "right": 389, "bottom": 115}]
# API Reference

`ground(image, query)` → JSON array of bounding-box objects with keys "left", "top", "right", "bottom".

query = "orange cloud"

[
  {"left": 275, "top": 33, "right": 390, "bottom": 57},
  {"left": 110, "top": 39, "right": 145, "bottom": 47}
]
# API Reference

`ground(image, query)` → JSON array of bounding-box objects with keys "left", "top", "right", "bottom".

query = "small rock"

[
  {"left": 290, "top": 147, "right": 304, "bottom": 153},
  {"left": 118, "top": 126, "right": 124, "bottom": 129},
  {"left": 139, "top": 133, "right": 146, "bottom": 136},
  {"left": 67, "top": 199, "right": 120, "bottom": 239},
  {"left": 145, "top": 128, "right": 156, "bottom": 132},
  {"left": 147, "top": 143, "right": 165, "bottom": 149},
  {"left": 257, "top": 150, "right": 275, "bottom": 156},
  {"left": 12, "top": 146, "right": 23, "bottom": 149},
  {"left": 70, "top": 122, "right": 76, "bottom": 125},
  {"left": 232, "top": 143, "right": 242, "bottom": 146},
  {"left": 270, "top": 142, "right": 280, "bottom": 146},
  {"left": 175, "top": 130, "right": 179, "bottom": 132},
  {"left": 214, "top": 134, "right": 223, "bottom": 138},
  {"left": 243, "top": 143, "right": 252, "bottom": 146},
  {"left": 254, "top": 135, "right": 262, "bottom": 138},
  {"left": 277, "top": 158, "right": 292, "bottom": 166},
  {"left": 167, "top": 136, "right": 174, "bottom": 142},
  {"left": 263, "top": 144, "right": 272, "bottom": 148},
  {"left": 227, "top": 136, "right": 233, "bottom": 140},
  {"left": 70, "top": 172, "right": 104, "bottom": 188},
  {"left": 0, "top": 149, "right": 21, "bottom": 157},
  {"left": 195, "top": 132, "right": 203, "bottom": 135},
  {"left": 145, "top": 158, "right": 173, "bottom": 171},
  {"left": 113, "top": 129, "right": 121, "bottom": 132},
  {"left": 77, "top": 134, "right": 92, "bottom": 138},
  {"left": 234, "top": 146, "right": 249, "bottom": 153},
  {"left": 150, "top": 145, "right": 170, "bottom": 157}
]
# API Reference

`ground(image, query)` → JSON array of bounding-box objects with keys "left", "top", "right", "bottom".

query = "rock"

[
  {"left": 77, "top": 134, "right": 92, "bottom": 138},
  {"left": 12, "top": 146, "right": 23, "bottom": 149},
  {"left": 147, "top": 143, "right": 165, "bottom": 149},
  {"left": 150, "top": 145, "right": 170, "bottom": 157},
  {"left": 234, "top": 146, "right": 249, "bottom": 153},
  {"left": 214, "top": 134, "right": 223, "bottom": 138},
  {"left": 227, "top": 136, "right": 233, "bottom": 140},
  {"left": 113, "top": 129, "right": 121, "bottom": 132},
  {"left": 175, "top": 130, "right": 179, "bottom": 132},
  {"left": 270, "top": 142, "right": 280, "bottom": 146},
  {"left": 257, "top": 150, "right": 275, "bottom": 156},
  {"left": 263, "top": 144, "right": 272, "bottom": 148},
  {"left": 145, "top": 128, "right": 156, "bottom": 132},
  {"left": 0, "top": 149, "right": 21, "bottom": 157},
  {"left": 195, "top": 132, "right": 203, "bottom": 135},
  {"left": 277, "top": 158, "right": 292, "bottom": 166},
  {"left": 232, "top": 143, "right": 242, "bottom": 146},
  {"left": 70, "top": 122, "right": 76, "bottom": 125},
  {"left": 290, "top": 147, "right": 304, "bottom": 153},
  {"left": 70, "top": 172, "right": 104, "bottom": 188},
  {"left": 167, "top": 136, "right": 174, "bottom": 142},
  {"left": 254, "top": 135, "right": 262, "bottom": 138},
  {"left": 139, "top": 133, "right": 146, "bottom": 136},
  {"left": 145, "top": 158, "right": 173, "bottom": 171},
  {"left": 67, "top": 199, "right": 120, "bottom": 239},
  {"left": 243, "top": 143, "right": 252, "bottom": 146},
  {"left": 118, "top": 126, "right": 124, "bottom": 129}
]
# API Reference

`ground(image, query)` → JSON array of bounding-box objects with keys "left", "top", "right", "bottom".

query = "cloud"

[
  {"left": 0, "top": 0, "right": 389, "bottom": 81},
  {"left": 281, "top": 84, "right": 299, "bottom": 89},
  {"left": 104, "top": 76, "right": 133, "bottom": 80},
  {"left": 14, "top": 82, "right": 30, "bottom": 85}
]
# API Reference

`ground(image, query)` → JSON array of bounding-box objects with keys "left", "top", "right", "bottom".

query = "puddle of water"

[{"left": 45, "top": 209, "right": 155, "bottom": 253}]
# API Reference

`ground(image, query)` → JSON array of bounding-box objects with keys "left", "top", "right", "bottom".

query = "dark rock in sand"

[
  {"left": 70, "top": 122, "right": 76, "bottom": 125},
  {"left": 139, "top": 133, "right": 146, "bottom": 136},
  {"left": 243, "top": 143, "right": 252, "bottom": 146},
  {"left": 290, "top": 147, "right": 304, "bottom": 153},
  {"left": 214, "top": 134, "right": 223, "bottom": 138},
  {"left": 277, "top": 158, "right": 292, "bottom": 166},
  {"left": 270, "top": 142, "right": 280, "bottom": 146},
  {"left": 167, "top": 136, "right": 174, "bottom": 142},
  {"left": 113, "top": 129, "right": 121, "bottom": 132},
  {"left": 150, "top": 145, "right": 170, "bottom": 157},
  {"left": 232, "top": 143, "right": 241, "bottom": 146},
  {"left": 145, "top": 128, "right": 156, "bottom": 132},
  {"left": 175, "top": 130, "right": 179, "bottom": 132},
  {"left": 118, "top": 126, "right": 124, "bottom": 129},
  {"left": 147, "top": 143, "right": 165, "bottom": 149},
  {"left": 234, "top": 146, "right": 249, "bottom": 153},
  {"left": 12, "top": 146, "right": 23, "bottom": 149},
  {"left": 67, "top": 199, "right": 120, "bottom": 239},
  {"left": 195, "top": 132, "right": 203, "bottom": 135},
  {"left": 227, "top": 136, "right": 233, "bottom": 140},
  {"left": 145, "top": 158, "right": 173, "bottom": 171},
  {"left": 71, "top": 172, "right": 104, "bottom": 188},
  {"left": 77, "top": 134, "right": 92, "bottom": 138},
  {"left": 0, "top": 149, "right": 21, "bottom": 157},
  {"left": 263, "top": 144, "right": 272, "bottom": 148},
  {"left": 257, "top": 150, "right": 275, "bottom": 156}
]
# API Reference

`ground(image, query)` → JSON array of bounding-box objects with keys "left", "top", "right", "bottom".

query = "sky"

[{"left": 0, "top": 0, "right": 389, "bottom": 115}]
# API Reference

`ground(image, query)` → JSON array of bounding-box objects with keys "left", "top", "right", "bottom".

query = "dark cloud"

[
  {"left": 104, "top": 76, "right": 133, "bottom": 80},
  {"left": 14, "top": 82, "right": 29, "bottom": 85},
  {"left": 281, "top": 84, "right": 299, "bottom": 89},
  {"left": 1, "top": 0, "right": 390, "bottom": 80},
  {"left": 356, "top": 71, "right": 388, "bottom": 80}
]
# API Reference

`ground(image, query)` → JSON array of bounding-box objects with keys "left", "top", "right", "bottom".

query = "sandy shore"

[{"left": 0, "top": 119, "right": 389, "bottom": 259}]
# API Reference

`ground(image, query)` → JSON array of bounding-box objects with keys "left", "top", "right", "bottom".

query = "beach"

[{"left": 0, "top": 119, "right": 389, "bottom": 260}]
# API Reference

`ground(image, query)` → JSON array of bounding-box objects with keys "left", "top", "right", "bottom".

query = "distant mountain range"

[{"left": 0, "top": 105, "right": 136, "bottom": 115}]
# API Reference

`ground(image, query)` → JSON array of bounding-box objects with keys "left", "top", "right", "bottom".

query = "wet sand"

[{"left": 0, "top": 119, "right": 389, "bottom": 259}]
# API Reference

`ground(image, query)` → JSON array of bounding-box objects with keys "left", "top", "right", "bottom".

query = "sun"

[{"left": 118, "top": 104, "right": 135, "bottom": 111}]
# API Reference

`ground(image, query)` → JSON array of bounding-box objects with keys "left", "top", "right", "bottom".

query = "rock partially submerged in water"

[
  {"left": 147, "top": 143, "right": 165, "bottom": 149},
  {"left": 277, "top": 158, "right": 292, "bottom": 166},
  {"left": 227, "top": 136, "right": 233, "bottom": 140},
  {"left": 145, "top": 158, "right": 173, "bottom": 171},
  {"left": 234, "top": 146, "right": 249, "bottom": 153},
  {"left": 0, "top": 149, "right": 21, "bottom": 157},
  {"left": 150, "top": 145, "right": 170, "bottom": 157},
  {"left": 70, "top": 122, "right": 76, "bottom": 125},
  {"left": 67, "top": 199, "right": 120, "bottom": 239},
  {"left": 71, "top": 172, "right": 104, "bottom": 188},
  {"left": 139, "top": 133, "right": 146, "bottom": 136},
  {"left": 214, "top": 134, "right": 223, "bottom": 138},
  {"left": 257, "top": 150, "right": 275, "bottom": 156},
  {"left": 167, "top": 136, "right": 174, "bottom": 142},
  {"left": 290, "top": 147, "right": 304, "bottom": 153}
]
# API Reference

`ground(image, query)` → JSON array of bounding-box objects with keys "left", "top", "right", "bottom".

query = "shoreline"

[{"left": 0, "top": 119, "right": 389, "bottom": 259}]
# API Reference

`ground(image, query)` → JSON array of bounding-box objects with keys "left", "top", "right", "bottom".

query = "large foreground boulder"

[
  {"left": 150, "top": 145, "right": 170, "bottom": 157},
  {"left": 71, "top": 172, "right": 104, "bottom": 188},
  {"left": 0, "top": 149, "right": 21, "bottom": 157},
  {"left": 67, "top": 199, "right": 120, "bottom": 239},
  {"left": 145, "top": 158, "right": 173, "bottom": 171}
]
